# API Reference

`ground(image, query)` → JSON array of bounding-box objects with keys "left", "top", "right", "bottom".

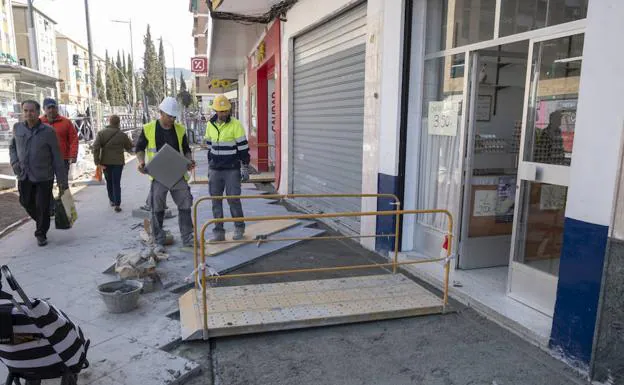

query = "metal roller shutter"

[{"left": 292, "top": 2, "right": 366, "bottom": 231}]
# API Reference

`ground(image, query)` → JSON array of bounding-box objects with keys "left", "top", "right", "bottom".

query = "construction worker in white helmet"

[
  {"left": 135, "top": 97, "right": 196, "bottom": 249},
  {"left": 204, "top": 94, "right": 250, "bottom": 242}
]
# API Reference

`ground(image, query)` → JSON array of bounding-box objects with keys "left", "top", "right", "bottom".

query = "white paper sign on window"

[
  {"left": 428, "top": 100, "right": 460, "bottom": 136},
  {"left": 473, "top": 190, "right": 497, "bottom": 217}
]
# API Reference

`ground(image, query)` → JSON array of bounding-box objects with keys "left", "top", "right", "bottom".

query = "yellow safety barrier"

[
  {"left": 196, "top": 209, "right": 453, "bottom": 340},
  {"left": 191, "top": 193, "right": 402, "bottom": 282}
]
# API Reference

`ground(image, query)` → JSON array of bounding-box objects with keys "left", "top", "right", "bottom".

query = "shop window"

[
  {"left": 499, "top": 0, "right": 588, "bottom": 37},
  {"left": 426, "top": 0, "right": 496, "bottom": 53},
  {"left": 417, "top": 54, "right": 466, "bottom": 231},
  {"left": 523, "top": 34, "right": 584, "bottom": 166}
]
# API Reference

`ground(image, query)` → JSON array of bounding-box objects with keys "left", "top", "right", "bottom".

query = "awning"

[
  {"left": 206, "top": 17, "right": 265, "bottom": 79},
  {"left": 0, "top": 64, "right": 59, "bottom": 87},
  {"left": 211, "top": 0, "right": 286, "bottom": 17}
]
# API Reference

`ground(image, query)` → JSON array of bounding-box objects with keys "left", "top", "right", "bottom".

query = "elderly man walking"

[
  {"left": 9, "top": 100, "right": 69, "bottom": 246},
  {"left": 204, "top": 94, "right": 250, "bottom": 242},
  {"left": 135, "top": 97, "right": 196, "bottom": 248}
]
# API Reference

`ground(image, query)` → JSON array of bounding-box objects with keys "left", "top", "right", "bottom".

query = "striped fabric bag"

[{"left": 0, "top": 267, "right": 89, "bottom": 384}]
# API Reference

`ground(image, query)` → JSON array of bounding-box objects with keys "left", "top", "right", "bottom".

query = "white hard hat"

[{"left": 159, "top": 97, "right": 179, "bottom": 117}]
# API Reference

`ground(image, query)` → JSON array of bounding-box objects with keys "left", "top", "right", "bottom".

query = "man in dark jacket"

[
  {"left": 9, "top": 100, "right": 68, "bottom": 246},
  {"left": 93, "top": 115, "right": 133, "bottom": 212}
]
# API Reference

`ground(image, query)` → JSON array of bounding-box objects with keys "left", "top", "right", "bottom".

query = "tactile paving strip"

[{"left": 180, "top": 274, "right": 444, "bottom": 340}]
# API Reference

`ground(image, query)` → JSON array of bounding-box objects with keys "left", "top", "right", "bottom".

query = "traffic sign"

[{"left": 191, "top": 57, "right": 207, "bottom": 73}]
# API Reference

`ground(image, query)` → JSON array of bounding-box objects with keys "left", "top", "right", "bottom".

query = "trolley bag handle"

[{"left": 0, "top": 266, "right": 33, "bottom": 309}]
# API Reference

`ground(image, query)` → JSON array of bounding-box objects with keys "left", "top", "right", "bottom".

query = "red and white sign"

[{"left": 191, "top": 57, "right": 207, "bottom": 73}]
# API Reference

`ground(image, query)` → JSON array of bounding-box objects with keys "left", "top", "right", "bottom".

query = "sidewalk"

[
  {"left": 0, "top": 155, "right": 591, "bottom": 385},
  {"left": 0, "top": 159, "right": 201, "bottom": 384}
]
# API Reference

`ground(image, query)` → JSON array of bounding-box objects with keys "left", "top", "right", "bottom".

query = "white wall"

[
  {"left": 377, "top": 0, "right": 405, "bottom": 177},
  {"left": 566, "top": 0, "right": 624, "bottom": 228}
]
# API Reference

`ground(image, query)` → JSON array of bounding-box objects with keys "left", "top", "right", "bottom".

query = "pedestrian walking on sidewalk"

[
  {"left": 41, "top": 98, "right": 78, "bottom": 172},
  {"left": 204, "top": 94, "right": 250, "bottom": 242},
  {"left": 135, "top": 97, "right": 196, "bottom": 248},
  {"left": 93, "top": 115, "right": 133, "bottom": 212},
  {"left": 41, "top": 98, "right": 78, "bottom": 216},
  {"left": 9, "top": 100, "right": 69, "bottom": 246}
]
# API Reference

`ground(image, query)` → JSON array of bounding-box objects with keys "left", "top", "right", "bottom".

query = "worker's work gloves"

[{"left": 240, "top": 164, "right": 250, "bottom": 182}]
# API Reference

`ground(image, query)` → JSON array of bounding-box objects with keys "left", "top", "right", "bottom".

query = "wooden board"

[
  {"left": 191, "top": 172, "right": 275, "bottom": 185},
  {"left": 179, "top": 274, "right": 444, "bottom": 340},
  {"left": 204, "top": 219, "right": 300, "bottom": 256}
]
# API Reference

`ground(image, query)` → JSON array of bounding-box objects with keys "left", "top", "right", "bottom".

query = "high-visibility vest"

[{"left": 143, "top": 121, "right": 189, "bottom": 181}]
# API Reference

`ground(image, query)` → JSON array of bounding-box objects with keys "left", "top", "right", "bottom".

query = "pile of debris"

[{"left": 114, "top": 247, "right": 169, "bottom": 279}]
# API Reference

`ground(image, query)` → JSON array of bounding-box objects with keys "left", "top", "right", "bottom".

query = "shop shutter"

[{"left": 292, "top": 3, "right": 366, "bottom": 231}]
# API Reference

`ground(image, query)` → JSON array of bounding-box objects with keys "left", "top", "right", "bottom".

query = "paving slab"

[{"left": 179, "top": 274, "right": 444, "bottom": 340}]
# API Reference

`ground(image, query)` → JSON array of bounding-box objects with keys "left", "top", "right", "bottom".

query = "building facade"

[
  {"left": 12, "top": 1, "right": 57, "bottom": 78},
  {"left": 0, "top": 0, "right": 56, "bottom": 129},
  {"left": 207, "top": 0, "right": 623, "bottom": 381},
  {"left": 0, "top": 0, "right": 18, "bottom": 125},
  {"left": 56, "top": 33, "right": 95, "bottom": 112},
  {"left": 189, "top": 0, "right": 237, "bottom": 106}
]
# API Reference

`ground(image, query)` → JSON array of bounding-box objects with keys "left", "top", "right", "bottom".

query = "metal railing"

[
  {"left": 190, "top": 194, "right": 453, "bottom": 340},
  {"left": 192, "top": 193, "right": 401, "bottom": 277}
]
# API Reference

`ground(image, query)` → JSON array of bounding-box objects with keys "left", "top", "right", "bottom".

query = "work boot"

[
  {"left": 233, "top": 228, "right": 245, "bottom": 241},
  {"left": 209, "top": 232, "right": 225, "bottom": 243}
]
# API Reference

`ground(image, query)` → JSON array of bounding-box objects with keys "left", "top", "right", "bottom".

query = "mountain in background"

[{"left": 167, "top": 68, "right": 192, "bottom": 81}]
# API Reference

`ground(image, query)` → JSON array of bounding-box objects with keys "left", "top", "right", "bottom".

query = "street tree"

[
  {"left": 190, "top": 85, "right": 199, "bottom": 110},
  {"left": 158, "top": 38, "right": 166, "bottom": 100},
  {"left": 116, "top": 51, "right": 128, "bottom": 104},
  {"left": 105, "top": 53, "right": 122, "bottom": 106},
  {"left": 127, "top": 53, "right": 134, "bottom": 105},
  {"left": 96, "top": 65, "right": 106, "bottom": 103},
  {"left": 142, "top": 25, "right": 161, "bottom": 105},
  {"left": 178, "top": 72, "right": 187, "bottom": 93}
]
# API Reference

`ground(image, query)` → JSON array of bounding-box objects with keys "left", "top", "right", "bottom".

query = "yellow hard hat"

[{"left": 211, "top": 95, "right": 231, "bottom": 112}]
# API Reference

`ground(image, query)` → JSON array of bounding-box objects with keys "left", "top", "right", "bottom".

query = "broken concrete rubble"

[{"left": 114, "top": 248, "right": 168, "bottom": 280}]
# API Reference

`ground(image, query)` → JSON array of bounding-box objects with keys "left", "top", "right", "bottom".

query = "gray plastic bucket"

[{"left": 97, "top": 280, "right": 143, "bottom": 313}]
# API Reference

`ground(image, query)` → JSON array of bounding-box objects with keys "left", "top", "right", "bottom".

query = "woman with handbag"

[{"left": 93, "top": 115, "right": 133, "bottom": 212}]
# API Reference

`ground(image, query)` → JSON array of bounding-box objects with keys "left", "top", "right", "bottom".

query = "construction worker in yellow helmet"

[
  {"left": 135, "top": 97, "right": 196, "bottom": 250},
  {"left": 204, "top": 94, "right": 250, "bottom": 242}
]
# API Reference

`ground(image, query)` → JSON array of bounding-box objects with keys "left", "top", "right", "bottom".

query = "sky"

[{"left": 34, "top": 0, "right": 194, "bottom": 72}]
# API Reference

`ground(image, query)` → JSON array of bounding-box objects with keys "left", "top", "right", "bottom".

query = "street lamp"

[{"left": 111, "top": 19, "right": 137, "bottom": 128}]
